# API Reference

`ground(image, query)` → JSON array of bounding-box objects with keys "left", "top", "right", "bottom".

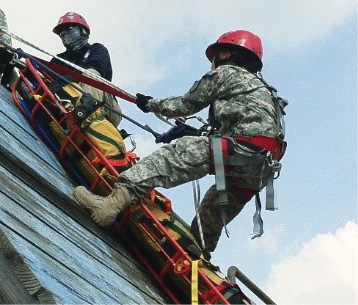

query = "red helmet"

[
  {"left": 53, "top": 12, "right": 90, "bottom": 35},
  {"left": 206, "top": 30, "right": 263, "bottom": 67}
]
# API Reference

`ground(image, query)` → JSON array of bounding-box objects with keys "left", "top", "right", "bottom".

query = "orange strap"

[{"left": 92, "top": 151, "right": 139, "bottom": 167}]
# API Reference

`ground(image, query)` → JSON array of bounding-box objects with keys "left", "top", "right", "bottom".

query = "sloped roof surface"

[{"left": 0, "top": 85, "right": 168, "bottom": 304}]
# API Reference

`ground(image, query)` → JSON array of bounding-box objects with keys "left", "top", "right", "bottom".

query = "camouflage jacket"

[{"left": 148, "top": 65, "right": 280, "bottom": 138}]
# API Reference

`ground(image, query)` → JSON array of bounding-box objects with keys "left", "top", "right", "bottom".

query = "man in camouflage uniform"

[{"left": 74, "top": 30, "right": 286, "bottom": 255}]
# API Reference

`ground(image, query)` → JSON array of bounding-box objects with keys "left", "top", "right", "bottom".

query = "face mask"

[{"left": 60, "top": 26, "right": 87, "bottom": 51}]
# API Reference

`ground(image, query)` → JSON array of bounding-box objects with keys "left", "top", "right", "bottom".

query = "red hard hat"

[
  {"left": 53, "top": 12, "right": 90, "bottom": 35},
  {"left": 206, "top": 30, "right": 263, "bottom": 66}
]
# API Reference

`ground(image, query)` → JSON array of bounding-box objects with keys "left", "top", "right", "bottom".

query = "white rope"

[
  {"left": 192, "top": 180, "right": 205, "bottom": 250},
  {"left": 0, "top": 28, "right": 177, "bottom": 127},
  {"left": 0, "top": 28, "right": 136, "bottom": 100}
]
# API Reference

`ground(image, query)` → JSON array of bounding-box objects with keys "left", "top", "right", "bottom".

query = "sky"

[{"left": 1, "top": 1, "right": 357, "bottom": 304}]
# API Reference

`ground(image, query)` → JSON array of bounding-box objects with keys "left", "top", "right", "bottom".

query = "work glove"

[
  {"left": 155, "top": 121, "right": 200, "bottom": 144},
  {"left": 0, "top": 46, "right": 14, "bottom": 64},
  {"left": 14, "top": 47, "right": 25, "bottom": 59},
  {"left": 136, "top": 93, "right": 152, "bottom": 113},
  {"left": 47, "top": 75, "right": 73, "bottom": 94},
  {"left": 74, "top": 93, "right": 102, "bottom": 125}
]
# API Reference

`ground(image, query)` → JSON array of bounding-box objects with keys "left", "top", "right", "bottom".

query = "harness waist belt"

[
  {"left": 224, "top": 154, "right": 266, "bottom": 167},
  {"left": 235, "top": 136, "right": 283, "bottom": 160}
]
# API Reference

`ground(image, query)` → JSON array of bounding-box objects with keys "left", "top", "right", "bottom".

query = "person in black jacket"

[{"left": 51, "top": 12, "right": 121, "bottom": 126}]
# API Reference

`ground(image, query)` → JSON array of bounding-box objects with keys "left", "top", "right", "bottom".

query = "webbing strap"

[
  {"left": 224, "top": 154, "right": 266, "bottom": 166},
  {"left": 212, "top": 136, "right": 282, "bottom": 240},
  {"left": 266, "top": 158, "right": 281, "bottom": 211},
  {"left": 191, "top": 260, "right": 199, "bottom": 305},
  {"left": 211, "top": 137, "right": 230, "bottom": 237},
  {"left": 252, "top": 193, "right": 264, "bottom": 239},
  {"left": 265, "top": 173, "right": 275, "bottom": 211},
  {"left": 92, "top": 156, "right": 129, "bottom": 167},
  {"left": 252, "top": 165, "right": 279, "bottom": 238}
]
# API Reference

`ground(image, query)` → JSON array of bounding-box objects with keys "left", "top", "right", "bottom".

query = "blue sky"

[{"left": 2, "top": 1, "right": 357, "bottom": 304}]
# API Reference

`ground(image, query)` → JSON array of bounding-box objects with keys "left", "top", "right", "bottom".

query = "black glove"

[
  {"left": 155, "top": 121, "right": 200, "bottom": 144},
  {"left": 15, "top": 47, "right": 25, "bottom": 59},
  {"left": 136, "top": 93, "right": 152, "bottom": 113},
  {"left": 47, "top": 75, "right": 73, "bottom": 95},
  {"left": 0, "top": 47, "right": 13, "bottom": 64},
  {"left": 74, "top": 93, "right": 102, "bottom": 125}
]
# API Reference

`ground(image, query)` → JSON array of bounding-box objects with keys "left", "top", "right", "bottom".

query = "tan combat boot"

[{"left": 74, "top": 185, "right": 131, "bottom": 227}]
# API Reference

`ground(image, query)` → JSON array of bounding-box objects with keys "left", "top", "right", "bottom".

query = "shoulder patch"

[
  {"left": 189, "top": 80, "right": 200, "bottom": 93},
  {"left": 204, "top": 70, "right": 217, "bottom": 77}
]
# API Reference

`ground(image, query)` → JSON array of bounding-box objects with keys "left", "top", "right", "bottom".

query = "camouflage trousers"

[{"left": 119, "top": 135, "right": 254, "bottom": 252}]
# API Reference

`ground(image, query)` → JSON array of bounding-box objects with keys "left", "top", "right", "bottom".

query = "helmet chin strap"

[
  {"left": 212, "top": 49, "right": 235, "bottom": 68},
  {"left": 213, "top": 49, "right": 261, "bottom": 73}
]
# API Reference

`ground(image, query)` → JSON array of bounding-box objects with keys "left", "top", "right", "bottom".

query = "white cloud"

[
  {"left": 1, "top": 0, "right": 355, "bottom": 89},
  {"left": 249, "top": 225, "right": 284, "bottom": 256},
  {"left": 266, "top": 221, "right": 358, "bottom": 304}
]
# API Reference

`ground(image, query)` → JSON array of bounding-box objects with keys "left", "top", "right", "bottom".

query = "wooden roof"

[{"left": 0, "top": 85, "right": 168, "bottom": 304}]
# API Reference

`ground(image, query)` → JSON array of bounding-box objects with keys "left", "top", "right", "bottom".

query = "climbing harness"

[{"left": 210, "top": 73, "right": 288, "bottom": 239}]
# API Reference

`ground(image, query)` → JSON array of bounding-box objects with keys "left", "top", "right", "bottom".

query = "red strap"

[
  {"left": 39, "top": 59, "right": 136, "bottom": 103},
  {"left": 125, "top": 151, "right": 140, "bottom": 163},
  {"left": 201, "top": 284, "right": 227, "bottom": 303},
  {"left": 92, "top": 157, "right": 129, "bottom": 167},
  {"left": 236, "top": 136, "right": 283, "bottom": 160}
]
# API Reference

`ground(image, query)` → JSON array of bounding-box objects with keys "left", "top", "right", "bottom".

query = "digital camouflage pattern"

[
  {"left": 190, "top": 184, "right": 251, "bottom": 252},
  {"left": 148, "top": 65, "right": 279, "bottom": 138},
  {"left": 118, "top": 64, "right": 280, "bottom": 252},
  {"left": 120, "top": 135, "right": 210, "bottom": 201},
  {"left": 0, "top": 9, "right": 11, "bottom": 46}
]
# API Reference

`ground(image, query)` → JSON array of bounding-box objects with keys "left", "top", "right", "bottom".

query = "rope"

[
  {"left": 0, "top": 28, "right": 136, "bottom": 101},
  {"left": 191, "top": 260, "right": 199, "bottom": 305},
  {"left": 0, "top": 28, "right": 183, "bottom": 128},
  {"left": 192, "top": 180, "right": 205, "bottom": 250}
]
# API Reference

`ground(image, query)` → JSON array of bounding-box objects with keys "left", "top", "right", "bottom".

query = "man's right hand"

[{"left": 136, "top": 93, "right": 152, "bottom": 113}]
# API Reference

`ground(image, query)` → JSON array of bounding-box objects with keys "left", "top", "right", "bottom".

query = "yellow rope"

[{"left": 191, "top": 260, "right": 199, "bottom": 305}]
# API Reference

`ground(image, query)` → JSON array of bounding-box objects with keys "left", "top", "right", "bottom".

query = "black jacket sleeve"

[
  {"left": 51, "top": 43, "right": 113, "bottom": 81},
  {"left": 82, "top": 43, "right": 113, "bottom": 81}
]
